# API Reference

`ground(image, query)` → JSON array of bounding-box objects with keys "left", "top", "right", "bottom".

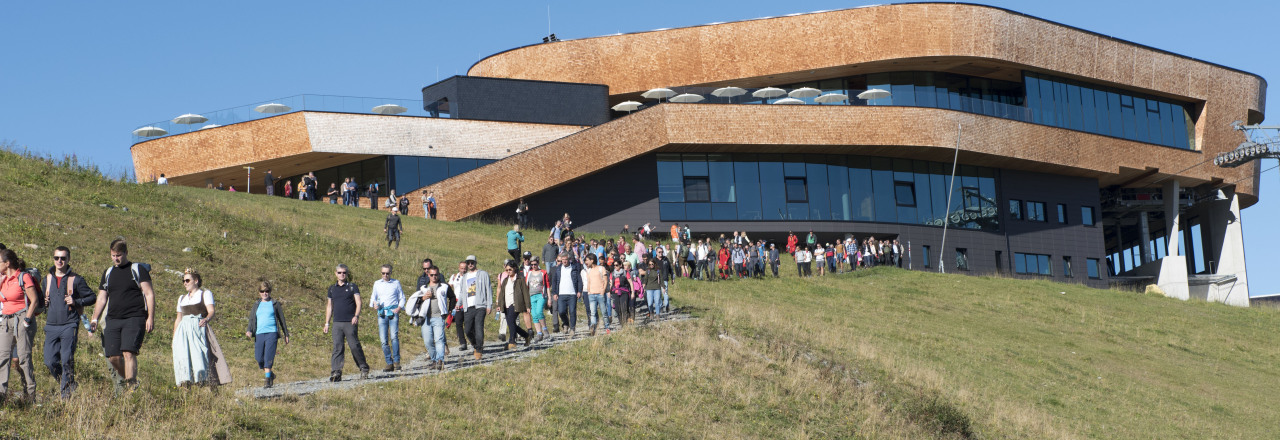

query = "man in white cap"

[{"left": 459, "top": 255, "right": 491, "bottom": 361}]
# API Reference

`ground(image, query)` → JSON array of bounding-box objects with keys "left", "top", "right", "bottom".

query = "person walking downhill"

[
  {"left": 525, "top": 258, "right": 549, "bottom": 342},
  {"left": 549, "top": 252, "right": 582, "bottom": 338},
  {"left": 407, "top": 266, "right": 450, "bottom": 371},
  {"left": 41, "top": 246, "right": 96, "bottom": 399},
  {"left": 0, "top": 249, "right": 39, "bottom": 401},
  {"left": 88, "top": 239, "right": 155, "bottom": 393},
  {"left": 370, "top": 265, "right": 405, "bottom": 372},
  {"left": 458, "top": 256, "right": 492, "bottom": 362},
  {"left": 171, "top": 268, "right": 232, "bottom": 388},
  {"left": 497, "top": 261, "right": 533, "bottom": 350},
  {"left": 506, "top": 225, "right": 525, "bottom": 262},
  {"left": 323, "top": 264, "right": 369, "bottom": 382},
  {"left": 581, "top": 254, "right": 609, "bottom": 336},
  {"left": 641, "top": 259, "right": 662, "bottom": 321},
  {"left": 385, "top": 206, "right": 404, "bottom": 249},
  {"left": 609, "top": 262, "right": 635, "bottom": 326},
  {"left": 448, "top": 260, "right": 470, "bottom": 353},
  {"left": 245, "top": 280, "right": 289, "bottom": 389}
]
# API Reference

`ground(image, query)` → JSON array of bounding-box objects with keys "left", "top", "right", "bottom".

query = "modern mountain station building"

[{"left": 130, "top": 3, "right": 1266, "bottom": 304}]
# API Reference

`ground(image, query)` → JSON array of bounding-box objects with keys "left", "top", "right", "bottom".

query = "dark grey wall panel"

[{"left": 421, "top": 76, "right": 608, "bottom": 126}]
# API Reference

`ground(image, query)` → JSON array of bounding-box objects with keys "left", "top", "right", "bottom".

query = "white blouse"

[{"left": 176, "top": 288, "right": 215, "bottom": 313}]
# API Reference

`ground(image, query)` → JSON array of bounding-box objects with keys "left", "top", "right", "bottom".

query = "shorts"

[
  {"left": 103, "top": 316, "right": 147, "bottom": 357},
  {"left": 529, "top": 294, "right": 546, "bottom": 323}
]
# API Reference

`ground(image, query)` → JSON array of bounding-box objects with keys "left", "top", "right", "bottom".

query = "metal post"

[
  {"left": 939, "top": 124, "right": 963, "bottom": 274},
  {"left": 243, "top": 166, "right": 254, "bottom": 194}
]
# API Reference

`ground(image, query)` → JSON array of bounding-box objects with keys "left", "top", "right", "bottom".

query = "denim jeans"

[
  {"left": 603, "top": 292, "right": 614, "bottom": 325},
  {"left": 377, "top": 314, "right": 400, "bottom": 365},
  {"left": 660, "top": 282, "right": 670, "bottom": 311},
  {"left": 556, "top": 295, "right": 577, "bottom": 331},
  {"left": 646, "top": 289, "right": 661, "bottom": 315},
  {"left": 419, "top": 316, "right": 445, "bottom": 362},
  {"left": 587, "top": 294, "right": 608, "bottom": 330}
]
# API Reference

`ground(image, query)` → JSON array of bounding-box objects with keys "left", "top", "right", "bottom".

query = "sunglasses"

[
  {"left": 53, "top": 256, "right": 69, "bottom": 261},
  {"left": 183, "top": 279, "right": 195, "bottom": 283},
  {"left": 381, "top": 272, "right": 391, "bottom": 275},
  {"left": 336, "top": 271, "right": 347, "bottom": 275},
  {"left": 259, "top": 289, "right": 270, "bottom": 293}
]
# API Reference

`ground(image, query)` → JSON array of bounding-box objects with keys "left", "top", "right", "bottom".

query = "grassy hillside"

[{"left": 1, "top": 146, "right": 1279, "bottom": 439}]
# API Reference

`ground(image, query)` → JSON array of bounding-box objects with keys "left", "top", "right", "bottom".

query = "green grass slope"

[{"left": 0, "top": 147, "right": 1278, "bottom": 439}]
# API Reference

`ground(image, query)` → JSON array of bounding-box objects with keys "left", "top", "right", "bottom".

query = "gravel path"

[{"left": 238, "top": 311, "right": 694, "bottom": 399}]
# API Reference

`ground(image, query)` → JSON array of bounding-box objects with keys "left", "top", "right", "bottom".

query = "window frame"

[
  {"left": 784, "top": 177, "right": 809, "bottom": 203},
  {"left": 683, "top": 176, "right": 711, "bottom": 203},
  {"left": 1009, "top": 199, "right": 1023, "bottom": 220}
]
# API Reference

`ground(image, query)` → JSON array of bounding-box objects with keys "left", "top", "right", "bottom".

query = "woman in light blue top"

[{"left": 244, "top": 280, "right": 289, "bottom": 389}]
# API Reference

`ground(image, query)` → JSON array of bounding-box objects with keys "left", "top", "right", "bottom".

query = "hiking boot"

[
  {"left": 473, "top": 351, "right": 482, "bottom": 361},
  {"left": 383, "top": 364, "right": 394, "bottom": 373},
  {"left": 330, "top": 371, "right": 341, "bottom": 382},
  {"left": 360, "top": 369, "right": 370, "bottom": 380},
  {"left": 394, "top": 362, "right": 401, "bottom": 371},
  {"left": 507, "top": 343, "right": 516, "bottom": 350},
  {"left": 534, "top": 334, "right": 544, "bottom": 343},
  {"left": 459, "top": 344, "right": 468, "bottom": 353},
  {"left": 524, "top": 335, "right": 532, "bottom": 347},
  {"left": 264, "top": 373, "right": 275, "bottom": 389},
  {"left": 590, "top": 328, "right": 596, "bottom": 337}
]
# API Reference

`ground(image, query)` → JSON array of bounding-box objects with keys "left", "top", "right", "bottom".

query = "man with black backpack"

[
  {"left": 88, "top": 239, "right": 155, "bottom": 392},
  {"left": 43, "top": 246, "right": 96, "bottom": 399}
]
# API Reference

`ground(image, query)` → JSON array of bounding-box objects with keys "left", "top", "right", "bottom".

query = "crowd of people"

[
  {"left": 0, "top": 206, "right": 911, "bottom": 402},
  {"left": 200, "top": 170, "right": 442, "bottom": 220}
]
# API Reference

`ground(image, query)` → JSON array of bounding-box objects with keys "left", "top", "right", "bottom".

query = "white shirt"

[
  {"left": 505, "top": 279, "right": 516, "bottom": 308},
  {"left": 558, "top": 265, "right": 575, "bottom": 296},
  {"left": 156, "top": 176, "right": 168, "bottom": 185},
  {"left": 369, "top": 278, "right": 405, "bottom": 311},
  {"left": 176, "top": 288, "right": 214, "bottom": 313}
]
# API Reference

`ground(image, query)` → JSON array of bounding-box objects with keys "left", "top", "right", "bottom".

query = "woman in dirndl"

[{"left": 172, "top": 268, "right": 232, "bottom": 387}]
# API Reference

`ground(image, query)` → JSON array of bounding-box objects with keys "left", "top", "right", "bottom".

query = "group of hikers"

[
  {"left": 204, "top": 170, "right": 442, "bottom": 220},
  {"left": 0, "top": 207, "right": 909, "bottom": 402}
]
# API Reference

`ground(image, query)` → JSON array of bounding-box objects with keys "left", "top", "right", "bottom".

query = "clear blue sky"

[{"left": 3, "top": 1, "right": 1277, "bottom": 295}]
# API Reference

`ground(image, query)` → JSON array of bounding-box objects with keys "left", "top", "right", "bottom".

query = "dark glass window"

[
  {"left": 806, "top": 163, "right": 830, "bottom": 220},
  {"left": 784, "top": 178, "right": 808, "bottom": 203},
  {"left": 1015, "top": 253, "right": 1052, "bottom": 275},
  {"left": 656, "top": 154, "right": 684, "bottom": 202},
  {"left": 734, "top": 159, "right": 762, "bottom": 220},
  {"left": 1087, "top": 258, "right": 1101, "bottom": 279},
  {"left": 1159, "top": 101, "right": 1177, "bottom": 148},
  {"left": 447, "top": 158, "right": 478, "bottom": 176},
  {"left": 391, "top": 156, "right": 420, "bottom": 192},
  {"left": 684, "top": 177, "right": 710, "bottom": 202},
  {"left": 1081, "top": 206, "right": 1096, "bottom": 226},
  {"left": 914, "top": 161, "right": 933, "bottom": 224},
  {"left": 683, "top": 154, "right": 708, "bottom": 176},
  {"left": 922, "top": 246, "right": 931, "bottom": 268},
  {"left": 708, "top": 154, "right": 735, "bottom": 202},
  {"left": 894, "top": 182, "right": 916, "bottom": 206},
  {"left": 1057, "top": 204, "right": 1067, "bottom": 224},
  {"left": 1080, "top": 87, "right": 1096, "bottom": 132},
  {"left": 1009, "top": 199, "right": 1023, "bottom": 220},
  {"left": 871, "top": 158, "right": 897, "bottom": 223},
  {"left": 828, "top": 162, "right": 851, "bottom": 221},
  {"left": 955, "top": 248, "right": 969, "bottom": 271},
  {"left": 1063, "top": 256, "right": 1073, "bottom": 278},
  {"left": 684, "top": 203, "right": 711, "bottom": 221},
  {"left": 420, "top": 157, "right": 449, "bottom": 187},
  {"left": 1107, "top": 92, "right": 1123, "bottom": 138},
  {"left": 850, "top": 159, "right": 874, "bottom": 221},
  {"left": 759, "top": 161, "right": 787, "bottom": 221},
  {"left": 659, "top": 202, "right": 684, "bottom": 221},
  {"left": 712, "top": 203, "right": 737, "bottom": 221},
  {"left": 1026, "top": 201, "right": 1046, "bottom": 222},
  {"left": 1093, "top": 89, "right": 1110, "bottom": 134}
]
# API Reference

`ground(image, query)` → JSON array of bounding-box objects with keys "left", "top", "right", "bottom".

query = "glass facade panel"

[
  {"left": 1133, "top": 97, "right": 1149, "bottom": 143},
  {"left": 1080, "top": 86, "right": 1096, "bottom": 132},
  {"left": 1066, "top": 84, "right": 1083, "bottom": 130},
  {"left": 659, "top": 202, "right": 685, "bottom": 221},
  {"left": 1159, "top": 101, "right": 1177, "bottom": 148},
  {"left": 734, "top": 159, "right": 762, "bottom": 220},
  {"left": 806, "top": 164, "right": 829, "bottom": 220},
  {"left": 683, "top": 154, "right": 708, "bottom": 176},
  {"left": 656, "top": 154, "right": 684, "bottom": 202},
  {"left": 1082, "top": 206, "right": 1095, "bottom": 226},
  {"left": 871, "top": 158, "right": 897, "bottom": 223},
  {"left": 1023, "top": 72, "right": 1194, "bottom": 150},
  {"left": 447, "top": 158, "right": 478, "bottom": 176},
  {"left": 391, "top": 156, "right": 420, "bottom": 192},
  {"left": 420, "top": 157, "right": 448, "bottom": 187},
  {"left": 708, "top": 154, "right": 735, "bottom": 202},
  {"left": 1026, "top": 76, "right": 1043, "bottom": 124},
  {"left": 850, "top": 159, "right": 874, "bottom": 221},
  {"left": 656, "top": 153, "right": 998, "bottom": 231},
  {"left": 759, "top": 161, "right": 786, "bottom": 221},
  {"left": 828, "top": 163, "right": 851, "bottom": 221},
  {"left": 1087, "top": 258, "right": 1101, "bottom": 279},
  {"left": 1093, "top": 89, "right": 1110, "bottom": 135},
  {"left": 1107, "top": 92, "right": 1123, "bottom": 138}
]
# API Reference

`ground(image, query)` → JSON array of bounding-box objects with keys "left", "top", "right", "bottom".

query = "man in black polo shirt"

[
  {"left": 88, "top": 239, "right": 155, "bottom": 391},
  {"left": 323, "top": 264, "right": 369, "bottom": 381}
]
